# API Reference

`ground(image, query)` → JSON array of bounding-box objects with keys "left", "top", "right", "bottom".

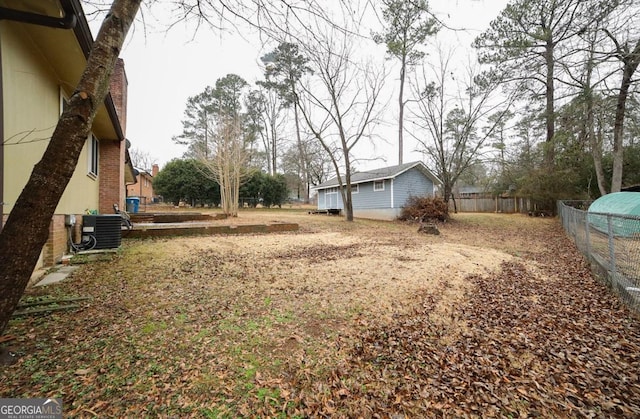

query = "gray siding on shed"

[
  {"left": 352, "top": 180, "right": 391, "bottom": 209},
  {"left": 318, "top": 188, "right": 344, "bottom": 210},
  {"left": 314, "top": 162, "right": 439, "bottom": 215},
  {"left": 393, "top": 169, "right": 435, "bottom": 208}
]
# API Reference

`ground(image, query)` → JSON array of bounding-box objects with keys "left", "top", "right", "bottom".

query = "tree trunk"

[
  {"left": 398, "top": 57, "right": 406, "bottom": 165},
  {"left": 544, "top": 39, "right": 556, "bottom": 166},
  {"left": 0, "top": 0, "right": 141, "bottom": 335},
  {"left": 442, "top": 184, "right": 453, "bottom": 214},
  {"left": 611, "top": 39, "right": 640, "bottom": 193},
  {"left": 271, "top": 119, "right": 277, "bottom": 175},
  {"left": 582, "top": 45, "right": 608, "bottom": 197},
  {"left": 293, "top": 103, "right": 309, "bottom": 202},
  {"left": 587, "top": 95, "right": 608, "bottom": 196}
]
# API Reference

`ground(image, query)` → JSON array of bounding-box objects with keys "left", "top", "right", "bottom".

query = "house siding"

[
  {"left": 1, "top": 22, "right": 100, "bottom": 216},
  {"left": 352, "top": 180, "right": 391, "bottom": 209},
  {"left": 393, "top": 169, "right": 435, "bottom": 208},
  {"left": 1, "top": 16, "right": 127, "bottom": 268}
]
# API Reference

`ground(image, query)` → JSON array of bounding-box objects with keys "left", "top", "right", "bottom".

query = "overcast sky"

[{"left": 107, "top": 0, "right": 510, "bottom": 170}]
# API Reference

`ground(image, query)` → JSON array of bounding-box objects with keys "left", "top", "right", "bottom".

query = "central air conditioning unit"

[{"left": 82, "top": 215, "right": 122, "bottom": 249}]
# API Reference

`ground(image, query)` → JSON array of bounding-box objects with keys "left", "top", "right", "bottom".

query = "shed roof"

[{"left": 314, "top": 161, "right": 441, "bottom": 190}]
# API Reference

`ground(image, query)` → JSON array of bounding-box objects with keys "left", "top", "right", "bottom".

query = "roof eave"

[{"left": 64, "top": 0, "right": 124, "bottom": 141}]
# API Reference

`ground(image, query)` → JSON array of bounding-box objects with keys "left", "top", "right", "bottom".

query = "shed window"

[
  {"left": 351, "top": 184, "right": 359, "bottom": 194},
  {"left": 373, "top": 180, "right": 385, "bottom": 191},
  {"left": 326, "top": 187, "right": 338, "bottom": 194}
]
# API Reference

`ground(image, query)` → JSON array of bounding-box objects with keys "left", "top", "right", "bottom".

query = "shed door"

[{"left": 327, "top": 192, "right": 337, "bottom": 209}]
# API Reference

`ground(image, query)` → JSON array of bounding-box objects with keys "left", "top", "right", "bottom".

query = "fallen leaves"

[
  {"left": 285, "top": 221, "right": 640, "bottom": 417},
  {"left": 1, "top": 212, "right": 639, "bottom": 417}
]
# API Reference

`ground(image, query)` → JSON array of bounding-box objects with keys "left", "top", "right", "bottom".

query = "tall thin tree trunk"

[
  {"left": 586, "top": 94, "right": 608, "bottom": 196},
  {"left": 293, "top": 103, "right": 309, "bottom": 202},
  {"left": 544, "top": 39, "right": 556, "bottom": 166},
  {"left": 583, "top": 41, "right": 608, "bottom": 196},
  {"left": 611, "top": 39, "right": 640, "bottom": 193},
  {"left": 271, "top": 119, "right": 277, "bottom": 175},
  {"left": 0, "top": 0, "right": 141, "bottom": 335},
  {"left": 343, "top": 154, "right": 354, "bottom": 222},
  {"left": 398, "top": 58, "right": 406, "bottom": 165}
]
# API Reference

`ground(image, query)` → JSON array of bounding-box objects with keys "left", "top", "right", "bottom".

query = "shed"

[
  {"left": 588, "top": 192, "right": 640, "bottom": 236},
  {"left": 314, "top": 161, "right": 442, "bottom": 220}
]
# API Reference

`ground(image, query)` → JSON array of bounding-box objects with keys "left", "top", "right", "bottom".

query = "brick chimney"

[
  {"left": 98, "top": 58, "right": 128, "bottom": 214},
  {"left": 152, "top": 164, "right": 159, "bottom": 177},
  {"left": 109, "top": 58, "right": 128, "bottom": 135}
]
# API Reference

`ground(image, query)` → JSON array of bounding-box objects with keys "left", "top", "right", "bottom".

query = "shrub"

[{"left": 398, "top": 196, "right": 449, "bottom": 222}]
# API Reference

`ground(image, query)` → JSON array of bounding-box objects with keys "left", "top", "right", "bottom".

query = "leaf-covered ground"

[{"left": 1, "top": 211, "right": 639, "bottom": 418}]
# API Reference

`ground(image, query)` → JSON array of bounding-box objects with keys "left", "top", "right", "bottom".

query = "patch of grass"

[
  {"left": 256, "top": 387, "right": 281, "bottom": 406},
  {"left": 192, "top": 328, "right": 215, "bottom": 343},
  {"left": 273, "top": 310, "right": 294, "bottom": 323},
  {"left": 141, "top": 320, "right": 167, "bottom": 334},
  {"left": 175, "top": 313, "right": 188, "bottom": 324},
  {"left": 245, "top": 320, "right": 260, "bottom": 331},
  {"left": 201, "top": 406, "right": 236, "bottom": 419}
]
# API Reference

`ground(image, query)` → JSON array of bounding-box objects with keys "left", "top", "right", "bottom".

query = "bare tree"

[
  {"left": 0, "top": 0, "right": 369, "bottom": 334},
  {"left": 604, "top": 22, "right": 640, "bottom": 192},
  {"left": 259, "top": 42, "right": 314, "bottom": 200},
  {"left": 199, "top": 113, "right": 248, "bottom": 216},
  {"left": 129, "top": 147, "right": 157, "bottom": 172},
  {"left": 247, "top": 86, "right": 287, "bottom": 175},
  {"left": 551, "top": 0, "right": 640, "bottom": 194},
  {"left": 295, "top": 24, "right": 387, "bottom": 221},
  {"left": 409, "top": 47, "right": 512, "bottom": 210}
]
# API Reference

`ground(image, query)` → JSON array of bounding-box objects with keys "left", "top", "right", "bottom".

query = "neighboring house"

[
  {"left": 127, "top": 164, "right": 159, "bottom": 206},
  {"left": 0, "top": 0, "right": 135, "bottom": 268},
  {"left": 314, "top": 161, "right": 442, "bottom": 220}
]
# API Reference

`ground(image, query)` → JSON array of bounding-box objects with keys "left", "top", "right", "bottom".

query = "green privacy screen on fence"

[{"left": 588, "top": 192, "right": 640, "bottom": 236}]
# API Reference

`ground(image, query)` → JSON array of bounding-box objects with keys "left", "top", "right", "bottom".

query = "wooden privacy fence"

[{"left": 449, "top": 196, "right": 541, "bottom": 214}]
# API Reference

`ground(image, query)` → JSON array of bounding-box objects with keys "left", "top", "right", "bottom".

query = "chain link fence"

[{"left": 558, "top": 200, "right": 640, "bottom": 312}]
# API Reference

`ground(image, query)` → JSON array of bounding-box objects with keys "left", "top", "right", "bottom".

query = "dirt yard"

[{"left": 1, "top": 210, "right": 639, "bottom": 417}]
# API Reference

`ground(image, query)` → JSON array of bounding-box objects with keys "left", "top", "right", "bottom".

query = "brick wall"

[
  {"left": 98, "top": 58, "right": 128, "bottom": 215},
  {"left": 110, "top": 58, "right": 127, "bottom": 133},
  {"left": 99, "top": 140, "right": 125, "bottom": 214},
  {"left": 126, "top": 172, "right": 155, "bottom": 204},
  {"left": 44, "top": 215, "right": 67, "bottom": 266},
  {"left": 41, "top": 214, "right": 85, "bottom": 266}
]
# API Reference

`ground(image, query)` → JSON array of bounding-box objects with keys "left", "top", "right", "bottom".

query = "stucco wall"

[{"left": 1, "top": 22, "right": 99, "bottom": 216}]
